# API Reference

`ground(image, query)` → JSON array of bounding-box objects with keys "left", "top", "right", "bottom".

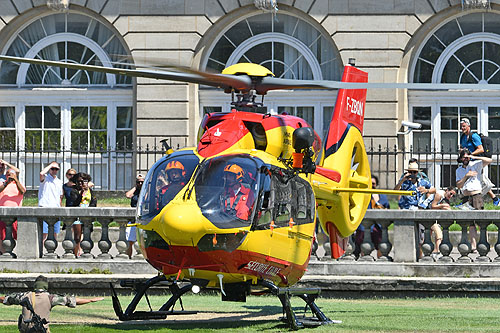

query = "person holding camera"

[
  {"left": 0, "top": 168, "right": 26, "bottom": 254},
  {"left": 456, "top": 148, "right": 492, "bottom": 252},
  {"left": 0, "top": 159, "right": 20, "bottom": 181},
  {"left": 124, "top": 174, "right": 144, "bottom": 258},
  {"left": 394, "top": 161, "right": 434, "bottom": 210}
]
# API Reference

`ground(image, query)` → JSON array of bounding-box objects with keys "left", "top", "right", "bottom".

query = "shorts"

[
  {"left": 43, "top": 221, "right": 61, "bottom": 234},
  {"left": 468, "top": 194, "right": 483, "bottom": 210},
  {"left": 0, "top": 220, "right": 17, "bottom": 240},
  {"left": 126, "top": 224, "right": 137, "bottom": 242},
  {"left": 481, "top": 173, "right": 494, "bottom": 196}
]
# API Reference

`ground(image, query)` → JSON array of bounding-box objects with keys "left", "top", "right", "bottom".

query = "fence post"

[
  {"left": 16, "top": 216, "right": 42, "bottom": 259},
  {"left": 393, "top": 220, "right": 417, "bottom": 262}
]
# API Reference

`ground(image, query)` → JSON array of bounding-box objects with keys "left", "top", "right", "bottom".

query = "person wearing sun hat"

[{"left": 394, "top": 160, "right": 434, "bottom": 210}]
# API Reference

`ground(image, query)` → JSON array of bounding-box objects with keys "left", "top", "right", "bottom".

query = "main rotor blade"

[
  {"left": 0, "top": 55, "right": 252, "bottom": 91},
  {"left": 4, "top": 54, "right": 500, "bottom": 92},
  {"left": 256, "top": 76, "right": 500, "bottom": 93}
]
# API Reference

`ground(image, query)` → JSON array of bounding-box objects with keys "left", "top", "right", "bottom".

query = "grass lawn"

[{"left": 0, "top": 294, "right": 499, "bottom": 332}]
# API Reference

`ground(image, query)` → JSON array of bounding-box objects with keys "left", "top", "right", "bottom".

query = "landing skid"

[
  {"left": 260, "top": 280, "right": 338, "bottom": 330},
  {"left": 110, "top": 275, "right": 197, "bottom": 321}
]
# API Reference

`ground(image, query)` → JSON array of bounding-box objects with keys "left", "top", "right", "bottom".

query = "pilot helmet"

[
  {"left": 165, "top": 160, "right": 186, "bottom": 177},
  {"left": 224, "top": 164, "right": 244, "bottom": 182}
]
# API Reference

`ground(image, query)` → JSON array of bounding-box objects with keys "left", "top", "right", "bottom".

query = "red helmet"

[
  {"left": 166, "top": 160, "right": 186, "bottom": 177},
  {"left": 224, "top": 164, "right": 244, "bottom": 182}
]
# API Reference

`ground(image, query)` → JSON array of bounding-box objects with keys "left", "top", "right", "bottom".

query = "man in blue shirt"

[
  {"left": 394, "top": 161, "right": 434, "bottom": 209},
  {"left": 460, "top": 118, "right": 500, "bottom": 206}
]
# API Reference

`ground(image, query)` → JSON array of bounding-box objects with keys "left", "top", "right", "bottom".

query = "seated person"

[
  {"left": 222, "top": 164, "right": 254, "bottom": 220},
  {"left": 159, "top": 160, "right": 187, "bottom": 208}
]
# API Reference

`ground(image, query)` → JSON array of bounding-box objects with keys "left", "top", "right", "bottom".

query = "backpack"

[
  {"left": 462, "top": 132, "right": 493, "bottom": 158},
  {"left": 479, "top": 133, "right": 493, "bottom": 158}
]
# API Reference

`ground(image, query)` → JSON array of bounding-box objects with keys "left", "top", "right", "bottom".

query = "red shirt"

[{"left": 223, "top": 185, "right": 254, "bottom": 220}]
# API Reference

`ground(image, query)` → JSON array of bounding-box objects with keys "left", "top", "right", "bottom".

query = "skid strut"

[
  {"left": 110, "top": 275, "right": 196, "bottom": 321},
  {"left": 260, "top": 280, "right": 338, "bottom": 330}
]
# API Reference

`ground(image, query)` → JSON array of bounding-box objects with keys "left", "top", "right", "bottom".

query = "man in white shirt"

[
  {"left": 39, "top": 161, "right": 64, "bottom": 242},
  {"left": 456, "top": 149, "right": 492, "bottom": 252}
]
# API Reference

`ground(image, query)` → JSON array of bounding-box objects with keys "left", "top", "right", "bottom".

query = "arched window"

[
  {"left": 409, "top": 11, "right": 500, "bottom": 189},
  {"left": 0, "top": 12, "right": 131, "bottom": 86},
  {"left": 201, "top": 11, "right": 342, "bottom": 138},
  {"left": 0, "top": 11, "right": 133, "bottom": 190}
]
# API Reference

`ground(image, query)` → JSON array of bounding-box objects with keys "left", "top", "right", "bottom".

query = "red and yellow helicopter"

[{"left": 0, "top": 55, "right": 411, "bottom": 329}]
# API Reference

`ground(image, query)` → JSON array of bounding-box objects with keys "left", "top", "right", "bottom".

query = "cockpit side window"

[
  {"left": 137, "top": 152, "right": 200, "bottom": 222},
  {"left": 254, "top": 171, "right": 315, "bottom": 229},
  {"left": 194, "top": 155, "right": 260, "bottom": 228}
]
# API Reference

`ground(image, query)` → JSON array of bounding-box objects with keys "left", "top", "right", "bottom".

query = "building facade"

[{"left": 0, "top": 0, "right": 498, "bottom": 189}]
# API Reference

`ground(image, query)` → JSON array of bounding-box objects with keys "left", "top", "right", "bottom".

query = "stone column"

[
  {"left": 419, "top": 220, "right": 434, "bottom": 263},
  {"left": 378, "top": 219, "right": 392, "bottom": 262},
  {"left": 439, "top": 220, "right": 454, "bottom": 263},
  {"left": 15, "top": 216, "right": 42, "bottom": 259},
  {"left": 0, "top": 218, "right": 16, "bottom": 259},
  {"left": 476, "top": 220, "right": 491, "bottom": 262},
  {"left": 457, "top": 221, "right": 472, "bottom": 263},
  {"left": 393, "top": 220, "right": 417, "bottom": 262},
  {"left": 358, "top": 219, "right": 375, "bottom": 262},
  {"left": 493, "top": 220, "right": 500, "bottom": 262},
  {"left": 79, "top": 219, "right": 94, "bottom": 259},
  {"left": 97, "top": 219, "right": 113, "bottom": 259},
  {"left": 61, "top": 219, "right": 76, "bottom": 259},
  {"left": 43, "top": 219, "right": 59, "bottom": 259},
  {"left": 115, "top": 220, "right": 130, "bottom": 260}
]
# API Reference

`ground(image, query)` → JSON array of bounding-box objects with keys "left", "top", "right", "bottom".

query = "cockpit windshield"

[
  {"left": 194, "top": 155, "right": 261, "bottom": 228},
  {"left": 137, "top": 151, "right": 200, "bottom": 222}
]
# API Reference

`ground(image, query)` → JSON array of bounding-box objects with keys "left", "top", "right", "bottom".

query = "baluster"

[
  {"left": 494, "top": 221, "right": 500, "bottom": 262},
  {"left": 132, "top": 240, "right": 144, "bottom": 260},
  {"left": 61, "top": 219, "right": 76, "bottom": 259},
  {"left": 115, "top": 220, "right": 130, "bottom": 260},
  {"left": 43, "top": 219, "right": 59, "bottom": 259},
  {"left": 438, "top": 221, "right": 454, "bottom": 262},
  {"left": 339, "top": 235, "right": 356, "bottom": 261},
  {"left": 419, "top": 221, "right": 434, "bottom": 262},
  {"left": 79, "top": 219, "right": 94, "bottom": 259},
  {"left": 97, "top": 219, "right": 113, "bottom": 259},
  {"left": 475, "top": 221, "right": 491, "bottom": 262},
  {"left": 456, "top": 221, "right": 472, "bottom": 263},
  {"left": 358, "top": 219, "right": 375, "bottom": 262},
  {"left": 0, "top": 218, "right": 17, "bottom": 259},
  {"left": 377, "top": 220, "right": 392, "bottom": 262}
]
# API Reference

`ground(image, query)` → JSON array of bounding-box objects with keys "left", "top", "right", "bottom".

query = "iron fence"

[
  {"left": 367, "top": 137, "right": 500, "bottom": 193},
  {"left": 0, "top": 136, "right": 188, "bottom": 191},
  {"left": 2, "top": 136, "right": 499, "bottom": 193}
]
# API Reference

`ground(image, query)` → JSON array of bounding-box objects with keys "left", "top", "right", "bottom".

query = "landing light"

[{"left": 191, "top": 285, "right": 201, "bottom": 294}]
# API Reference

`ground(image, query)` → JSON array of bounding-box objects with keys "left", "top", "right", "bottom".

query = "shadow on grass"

[{"left": 90, "top": 319, "right": 286, "bottom": 331}]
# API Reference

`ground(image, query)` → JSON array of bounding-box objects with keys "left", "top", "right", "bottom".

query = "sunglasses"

[
  {"left": 136, "top": 181, "right": 144, "bottom": 184},
  {"left": 67, "top": 173, "right": 76, "bottom": 176},
  {"left": 50, "top": 167, "right": 59, "bottom": 171},
  {"left": 79, "top": 180, "right": 88, "bottom": 184},
  {"left": 408, "top": 171, "right": 418, "bottom": 174}
]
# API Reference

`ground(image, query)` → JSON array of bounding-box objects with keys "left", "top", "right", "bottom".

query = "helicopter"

[{"left": 0, "top": 54, "right": 414, "bottom": 329}]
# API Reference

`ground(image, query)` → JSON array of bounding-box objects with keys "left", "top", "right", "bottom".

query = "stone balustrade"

[
  {"left": 1, "top": 207, "right": 500, "bottom": 264},
  {"left": 0, "top": 207, "right": 137, "bottom": 260},
  {"left": 336, "top": 210, "right": 500, "bottom": 263}
]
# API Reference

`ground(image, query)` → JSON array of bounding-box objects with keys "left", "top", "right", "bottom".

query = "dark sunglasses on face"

[
  {"left": 136, "top": 181, "right": 144, "bottom": 184},
  {"left": 409, "top": 171, "right": 418, "bottom": 174},
  {"left": 50, "top": 167, "right": 59, "bottom": 171}
]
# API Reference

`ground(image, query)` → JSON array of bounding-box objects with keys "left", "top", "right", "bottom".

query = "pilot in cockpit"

[
  {"left": 222, "top": 163, "right": 254, "bottom": 220},
  {"left": 159, "top": 160, "right": 187, "bottom": 208}
]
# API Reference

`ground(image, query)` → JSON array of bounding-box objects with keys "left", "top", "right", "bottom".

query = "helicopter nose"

[{"left": 160, "top": 202, "right": 207, "bottom": 245}]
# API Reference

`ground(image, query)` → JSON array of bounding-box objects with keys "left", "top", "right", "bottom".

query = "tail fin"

[
  {"left": 313, "top": 64, "right": 371, "bottom": 251},
  {"left": 323, "top": 65, "right": 368, "bottom": 162}
]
